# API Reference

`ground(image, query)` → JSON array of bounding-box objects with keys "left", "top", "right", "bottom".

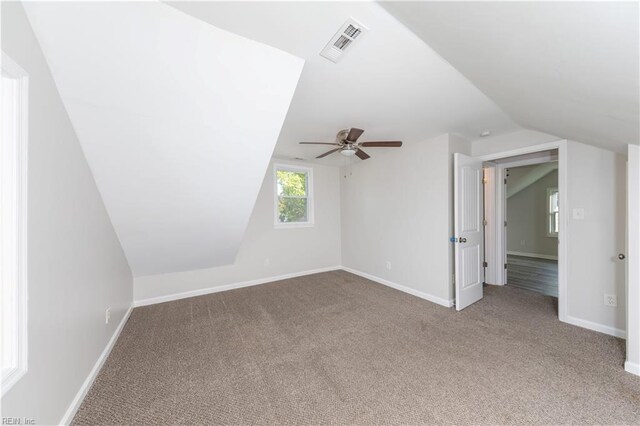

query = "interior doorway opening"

[
  {"left": 453, "top": 141, "right": 567, "bottom": 317},
  {"left": 504, "top": 160, "right": 559, "bottom": 297},
  {"left": 483, "top": 148, "right": 561, "bottom": 301}
]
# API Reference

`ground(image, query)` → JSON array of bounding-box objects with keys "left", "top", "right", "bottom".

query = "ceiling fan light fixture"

[
  {"left": 340, "top": 147, "right": 357, "bottom": 156},
  {"left": 300, "top": 128, "right": 402, "bottom": 160}
]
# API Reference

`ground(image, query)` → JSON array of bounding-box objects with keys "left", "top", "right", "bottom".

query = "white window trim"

[
  {"left": 1, "top": 52, "right": 29, "bottom": 396},
  {"left": 547, "top": 187, "right": 559, "bottom": 238},
  {"left": 273, "top": 163, "right": 314, "bottom": 229}
]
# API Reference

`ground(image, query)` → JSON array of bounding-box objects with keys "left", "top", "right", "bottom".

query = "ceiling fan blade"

[
  {"left": 359, "top": 141, "right": 403, "bottom": 147},
  {"left": 300, "top": 142, "right": 341, "bottom": 145},
  {"left": 316, "top": 148, "right": 341, "bottom": 159},
  {"left": 355, "top": 148, "right": 370, "bottom": 160},
  {"left": 346, "top": 128, "right": 364, "bottom": 142}
]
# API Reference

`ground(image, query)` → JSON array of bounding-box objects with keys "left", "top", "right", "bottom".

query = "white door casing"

[{"left": 454, "top": 153, "right": 484, "bottom": 310}]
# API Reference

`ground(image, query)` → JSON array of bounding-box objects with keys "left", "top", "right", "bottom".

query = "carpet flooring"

[{"left": 72, "top": 271, "right": 639, "bottom": 425}]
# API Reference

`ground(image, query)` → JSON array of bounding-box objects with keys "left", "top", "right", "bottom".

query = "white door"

[{"left": 454, "top": 153, "right": 484, "bottom": 310}]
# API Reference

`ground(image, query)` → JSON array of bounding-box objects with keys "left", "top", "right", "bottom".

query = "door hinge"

[
  {"left": 483, "top": 219, "right": 488, "bottom": 226},
  {"left": 483, "top": 261, "right": 488, "bottom": 268},
  {"left": 504, "top": 178, "right": 507, "bottom": 184},
  {"left": 504, "top": 221, "right": 507, "bottom": 227},
  {"left": 504, "top": 263, "right": 508, "bottom": 269}
]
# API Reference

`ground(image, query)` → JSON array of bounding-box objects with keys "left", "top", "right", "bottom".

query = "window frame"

[
  {"left": 547, "top": 187, "right": 559, "bottom": 237},
  {"left": 273, "top": 164, "right": 314, "bottom": 229},
  {"left": 1, "top": 52, "right": 29, "bottom": 396}
]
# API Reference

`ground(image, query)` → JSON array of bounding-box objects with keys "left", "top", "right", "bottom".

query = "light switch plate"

[{"left": 573, "top": 208, "right": 585, "bottom": 219}]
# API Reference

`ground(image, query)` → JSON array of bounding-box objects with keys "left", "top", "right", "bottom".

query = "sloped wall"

[
  {"left": 23, "top": 1, "right": 304, "bottom": 277},
  {"left": 134, "top": 160, "right": 341, "bottom": 303},
  {"left": 1, "top": 3, "right": 133, "bottom": 424}
]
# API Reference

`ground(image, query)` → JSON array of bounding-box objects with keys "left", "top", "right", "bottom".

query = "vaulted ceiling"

[
  {"left": 24, "top": 2, "right": 303, "bottom": 276},
  {"left": 21, "top": 1, "right": 635, "bottom": 277},
  {"left": 380, "top": 1, "right": 639, "bottom": 153},
  {"left": 167, "top": 1, "right": 519, "bottom": 164}
]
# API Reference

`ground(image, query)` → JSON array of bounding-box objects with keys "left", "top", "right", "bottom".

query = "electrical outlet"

[
  {"left": 520, "top": 239, "right": 526, "bottom": 246},
  {"left": 386, "top": 261, "right": 392, "bottom": 271},
  {"left": 573, "top": 208, "right": 585, "bottom": 220},
  {"left": 105, "top": 308, "right": 111, "bottom": 324},
  {"left": 604, "top": 294, "right": 617, "bottom": 307}
]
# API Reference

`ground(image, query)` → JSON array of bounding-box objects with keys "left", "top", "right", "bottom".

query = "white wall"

[
  {"left": 565, "top": 141, "right": 626, "bottom": 334},
  {"left": 506, "top": 168, "right": 558, "bottom": 257},
  {"left": 134, "top": 160, "right": 341, "bottom": 303},
  {"left": 23, "top": 1, "right": 304, "bottom": 277},
  {"left": 340, "top": 134, "right": 460, "bottom": 305},
  {"left": 626, "top": 144, "right": 640, "bottom": 374},
  {"left": 1, "top": 3, "right": 133, "bottom": 424},
  {"left": 473, "top": 130, "right": 627, "bottom": 336}
]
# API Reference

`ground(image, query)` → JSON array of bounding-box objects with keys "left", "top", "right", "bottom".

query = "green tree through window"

[{"left": 276, "top": 168, "right": 310, "bottom": 223}]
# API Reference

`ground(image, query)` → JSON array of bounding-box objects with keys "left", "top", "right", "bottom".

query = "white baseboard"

[
  {"left": 134, "top": 266, "right": 342, "bottom": 307},
  {"left": 340, "top": 266, "right": 454, "bottom": 308},
  {"left": 56, "top": 267, "right": 634, "bottom": 424},
  {"left": 624, "top": 361, "right": 640, "bottom": 376},
  {"left": 135, "top": 265, "right": 453, "bottom": 309},
  {"left": 507, "top": 251, "right": 558, "bottom": 261},
  {"left": 60, "top": 304, "right": 133, "bottom": 425},
  {"left": 564, "top": 314, "right": 626, "bottom": 339}
]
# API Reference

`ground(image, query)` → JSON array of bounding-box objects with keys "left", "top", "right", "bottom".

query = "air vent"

[{"left": 320, "top": 18, "right": 368, "bottom": 63}]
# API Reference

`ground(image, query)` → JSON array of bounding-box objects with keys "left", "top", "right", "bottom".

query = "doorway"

[
  {"left": 503, "top": 160, "right": 559, "bottom": 297},
  {"left": 481, "top": 146, "right": 566, "bottom": 316},
  {"left": 454, "top": 141, "right": 568, "bottom": 320}
]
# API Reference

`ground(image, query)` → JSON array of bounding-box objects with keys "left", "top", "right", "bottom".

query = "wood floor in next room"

[
  {"left": 72, "top": 271, "right": 638, "bottom": 425},
  {"left": 507, "top": 254, "right": 559, "bottom": 297}
]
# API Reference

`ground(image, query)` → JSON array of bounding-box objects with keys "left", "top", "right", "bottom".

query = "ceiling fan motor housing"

[
  {"left": 300, "top": 127, "right": 401, "bottom": 160},
  {"left": 337, "top": 129, "right": 351, "bottom": 142}
]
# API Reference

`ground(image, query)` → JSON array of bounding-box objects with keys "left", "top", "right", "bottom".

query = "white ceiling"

[
  {"left": 26, "top": 1, "right": 624, "bottom": 276},
  {"left": 167, "top": 1, "right": 519, "bottom": 165},
  {"left": 24, "top": 2, "right": 303, "bottom": 276},
  {"left": 380, "top": 1, "right": 639, "bottom": 153}
]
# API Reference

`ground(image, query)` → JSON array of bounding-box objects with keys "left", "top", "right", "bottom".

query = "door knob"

[
  {"left": 618, "top": 253, "right": 626, "bottom": 260},
  {"left": 460, "top": 238, "right": 467, "bottom": 243}
]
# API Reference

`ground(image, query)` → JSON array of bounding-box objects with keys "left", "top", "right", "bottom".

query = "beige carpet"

[{"left": 73, "top": 270, "right": 640, "bottom": 425}]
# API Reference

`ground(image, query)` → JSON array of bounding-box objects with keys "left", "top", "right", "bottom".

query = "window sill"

[
  {"left": 274, "top": 222, "right": 314, "bottom": 229},
  {"left": 2, "top": 366, "right": 27, "bottom": 396}
]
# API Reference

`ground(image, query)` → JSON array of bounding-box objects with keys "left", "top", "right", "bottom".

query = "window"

[
  {"left": 274, "top": 164, "right": 313, "bottom": 227},
  {"left": 1, "top": 52, "right": 29, "bottom": 396},
  {"left": 547, "top": 187, "right": 559, "bottom": 237}
]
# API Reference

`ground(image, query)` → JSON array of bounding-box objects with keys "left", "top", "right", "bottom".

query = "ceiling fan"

[{"left": 300, "top": 128, "right": 402, "bottom": 160}]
